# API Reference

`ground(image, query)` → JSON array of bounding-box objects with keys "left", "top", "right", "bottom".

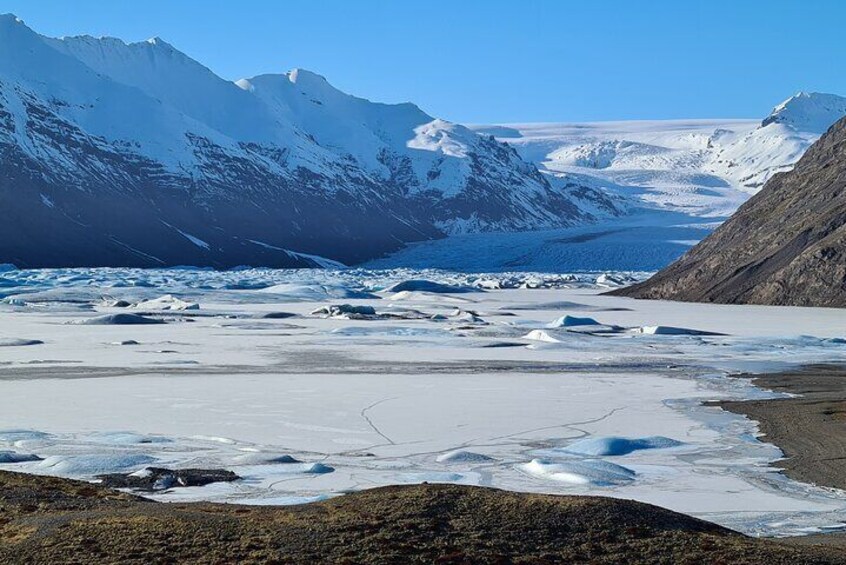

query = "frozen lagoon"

[{"left": 1, "top": 267, "right": 846, "bottom": 537}]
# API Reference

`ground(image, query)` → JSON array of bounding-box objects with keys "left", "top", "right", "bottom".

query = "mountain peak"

[
  {"left": 287, "top": 68, "right": 330, "bottom": 87},
  {"left": 0, "top": 12, "right": 39, "bottom": 43},
  {"left": 144, "top": 36, "right": 176, "bottom": 51},
  {"left": 282, "top": 68, "right": 350, "bottom": 103},
  {"left": 761, "top": 91, "right": 846, "bottom": 134},
  {"left": 0, "top": 13, "right": 25, "bottom": 27}
]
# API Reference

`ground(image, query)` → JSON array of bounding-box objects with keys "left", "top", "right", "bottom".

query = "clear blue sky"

[{"left": 4, "top": 0, "right": 845, "bottom": 123}]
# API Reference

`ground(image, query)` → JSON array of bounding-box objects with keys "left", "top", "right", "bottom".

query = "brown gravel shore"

[
  {"left": 1, "top": 471, "right": 845, "bottom": 564},
  {"left": 715, "top": 364, "right": 846, "bottom": 550},
  {"left": 715, "top": 365, "right": 846, "bottom": 491}
]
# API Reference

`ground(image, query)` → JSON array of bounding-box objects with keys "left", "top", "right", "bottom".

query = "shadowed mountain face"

[
  {"left": 612, "top": 116, "right": 846, "bottom": 307},
  {"left": 0, "top": 15, "right": 619, "bottom": 269}
]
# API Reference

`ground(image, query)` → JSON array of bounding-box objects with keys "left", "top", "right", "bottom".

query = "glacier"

[{"left": 374, "top": 93, "right": 846, "bottom": 271}]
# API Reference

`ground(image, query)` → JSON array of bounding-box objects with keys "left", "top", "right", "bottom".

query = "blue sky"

[{"left": 4, "top": 0, "right": 845, "bottom": 123}]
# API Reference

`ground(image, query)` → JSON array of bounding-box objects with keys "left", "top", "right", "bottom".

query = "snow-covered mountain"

[
  {"left": 761, "top": 92, "right": 846, "bottom": 133},
  {"left": 0, "top": 15, "right": 619, "bottom": 268},
  {"left": 473, "top": 92, "right": 846, "bottom": 218},
  {"left": 369, "top": 94, "right": 846, "bottom": 273}
]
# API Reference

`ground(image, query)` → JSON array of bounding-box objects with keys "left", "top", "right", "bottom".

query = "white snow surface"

[
  {"left": 472, "top": 93, "right": 846, "bottom": 216},
  {"left": 1, "top": 267, "right": 846, "bottom": 538},
  {"left": 764, "top": 92, "right": 846, "bottom": 134}
]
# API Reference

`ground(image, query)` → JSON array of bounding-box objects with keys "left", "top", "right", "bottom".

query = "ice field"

[{"left": 1, "top": 266, "right": 846, "bottom": 537}]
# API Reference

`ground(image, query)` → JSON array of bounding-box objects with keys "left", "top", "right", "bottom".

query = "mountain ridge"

[{"left": 0, "top": 14, "right": 618, "bottom": 268}]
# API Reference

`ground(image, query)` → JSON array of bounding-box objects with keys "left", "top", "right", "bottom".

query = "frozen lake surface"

[{"left": 1, "top": 266, "right": 846, "bottom": 537}]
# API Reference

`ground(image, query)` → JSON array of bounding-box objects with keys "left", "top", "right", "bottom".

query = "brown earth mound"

[{"left": 0, "top": 471, "right": 843, "bottom": 564}]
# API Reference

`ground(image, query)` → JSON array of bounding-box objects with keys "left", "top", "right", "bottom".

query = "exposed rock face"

[{"left": 612, "top": 116, "right": 846, "bottom": 307}]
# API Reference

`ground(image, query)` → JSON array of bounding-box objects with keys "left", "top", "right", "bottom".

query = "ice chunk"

[
  {"left": 522, "top": 330, "right": 563, "bottom": 343},
  {"left": 311, "top": 304, "right": 377, "bottom": 319},
  {"left": 547, "top": 315, "right": 600, "bottom": 328},
  {"left": 448, "top": 309, "right": 486, "bottom": 324},
  {"left": 634, "top": 325, "right": 724, "bottom": 336},
  {"left": 38, "top": 454, "right": 157, "bottom": 476},
  {"left": 476, "top": 279, "right": 501, "bottom": 290},
  {"left": 134, "top": 294, "right": 199, "bottom": 311},
  {"left": 596, "top": 274, "right": 636, "bottom": 288},
  {"left": 0, "top": 338, "right": 43, "bottom": 346},
  {"left": 299, "top": 462, "right": 334, "bottom": 474},
  {"left": 520, "top": 458, "right": 636, "bottom": 485},
  {"left": 76, "top": 313, "right": 165, "bottom": 325},
  {"left": 384, "top": 280, "right": 478, "bottom": 294},
  {"left": 99, "top": 467, "right": 240, "bottom": 491},
  {"left": 259, "top": 312, "right": 298, "bottom": 319},
  {"left": 231, "top": 453, "right": 301, "bottom": 465},
  {"left": 259, "top": 283, "right": 377, "bottom": 301},
  {"left": 191, "top": 435, "right": 237, "bottom": 444},
  {"left": 265, "top": 462, "right": 334, "bottom": 474},
  {"left": 0, "top": 451, "right": 42, "bottom": 463},
  {"left": 101, "top": 299, "right": 132, "bottom": 308},
  {"left": 87, "top": 432, "right": 172, "bottom": 445},
  {"left": 436, "top": 450, "right": 494, "bottom": 463},
  {"left": 509, "top": 301, "right": 594, "bottom": 311},
  {"left": 244, "top": 460, "right": 334, "bottom": 474},
  {"left": 562, "top": 436, "right": 684, "bottom": 457}
]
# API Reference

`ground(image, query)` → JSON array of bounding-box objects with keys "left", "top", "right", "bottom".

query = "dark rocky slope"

[
  {"left": 0, "top": 471, "right": 843, "bottom": 564},
  {"left": 612, "top": 116, "right": 846, "bottom": 306}
]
